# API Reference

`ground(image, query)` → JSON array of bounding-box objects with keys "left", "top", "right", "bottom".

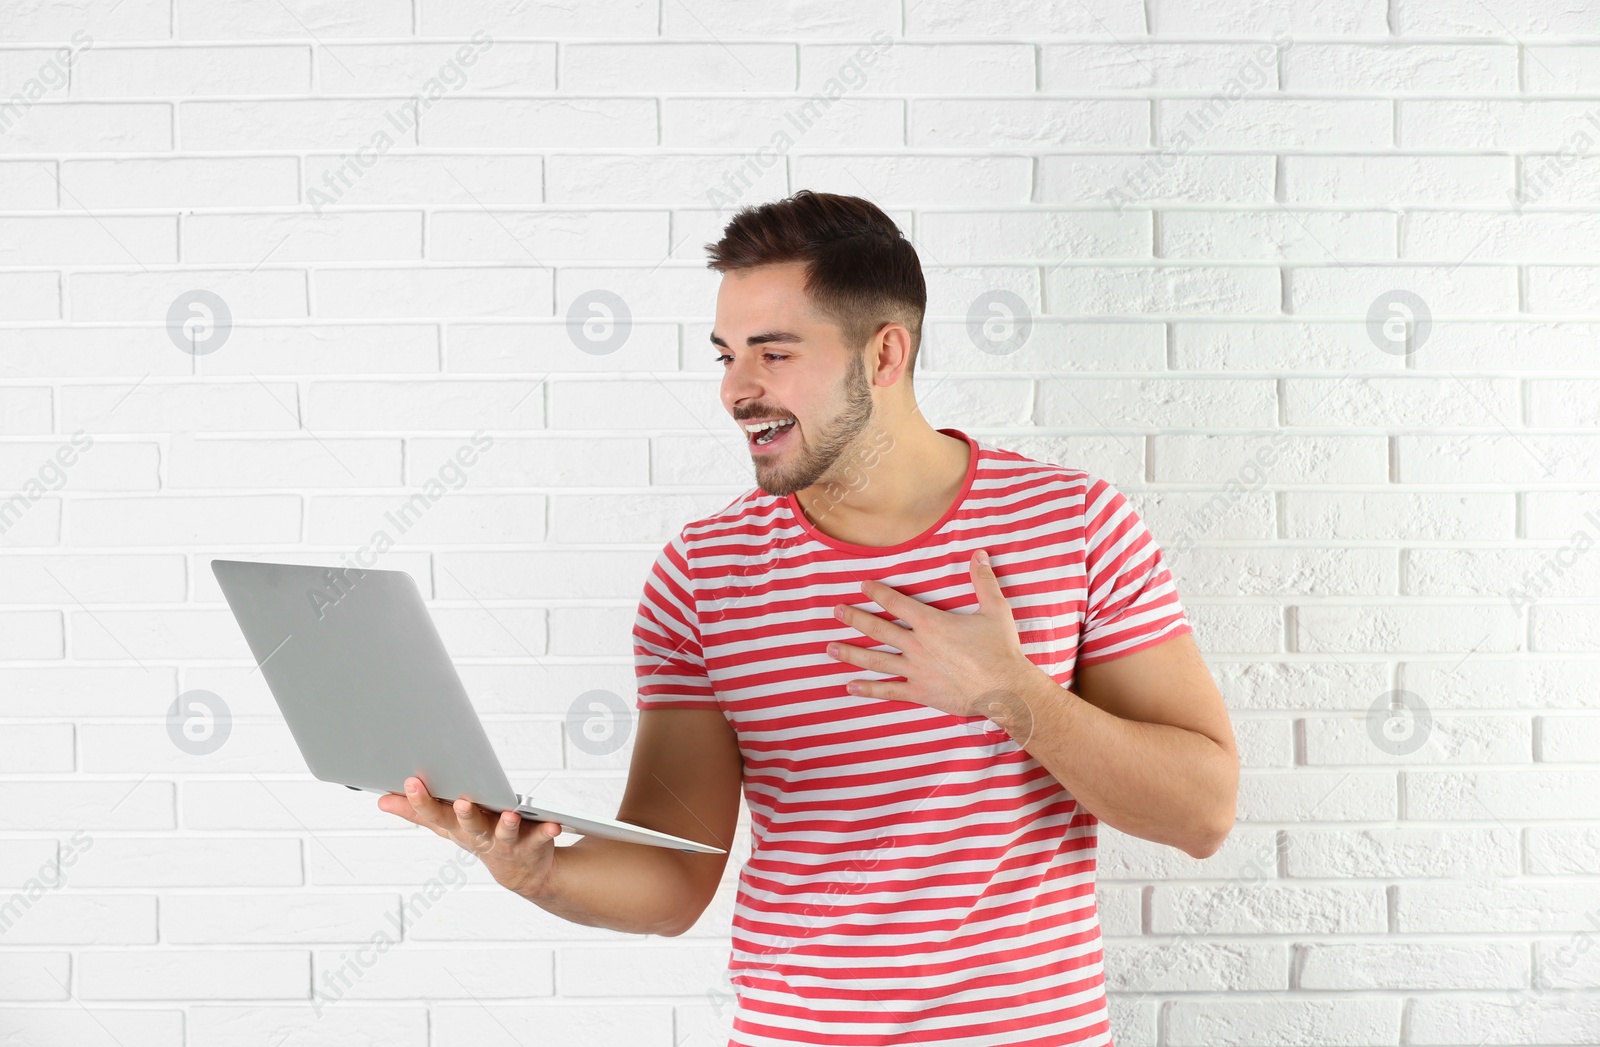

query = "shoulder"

[
  {"left": 659, "top": 486, "right": 788, "bottom": 566},
  {"left": 974, "top": 436, "right": 1123, "bottom": 521}
]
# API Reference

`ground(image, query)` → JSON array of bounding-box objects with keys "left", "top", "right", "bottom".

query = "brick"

[
  {"left": 0, "top": 215, "right": 175, "bottom": 264},
  {"left": 565, "top": 44, "right": 794, "bottom": 92},
  {"left": 184, "top": 211, "right": 422, "bottom": 263},
  {"left": 1284, "top": 44, "right": 1517, "bottom": 92},
  {"left": 796, "top": 154, "right": 1030, "bottom": 204},
  {"left": 71, "top": 838, "right": 302, "bottom": 886},
  {"left": 78, "top": 949, "right": 307, "bottom": 1000},
  {"left": 1163, "top": 209, "right": 1395, "bottom": 260},
  {"left": 911, "top": 99, "right": 1148, "bottom": 148},
  {"left": 60, "top": 157, "right": 299, "bottom": 208},
  {"left": 1047, "top": 265, "right": 1280, "bottom": 314},
  {"left": 1045, "top": 153, "right": 1276, "bottom": 206},
  {"left": 1283, "top": 153, "right": 1511, "bottom": 204},
  {"left": 808, "top": 43, "right": 1031, "bottom": 94},
  {"left": 1406, "top": 769, "right": 1600, "bottom": 821},
  {"left": 302, "top": 154, "right": 542, "bottom": 206},
  {"left": 421, "top": 99, "right": 655, "bottom": 147},
  {"left": 1158, "top": 99, "right": 1390, "bottom": 149},
  {"left": 314, "top": 267, "right": 550, "bottom": 319},
  {"left": 664, "top": 97, "right": 902, "bottom": 149},
  {"left": 73, "top": 45, "right": 309, "bottom": 96},
  {"left": 69, "top": 269, "right": 306, "bottom": 321},
  {"left": 317, "top": 42, "right": 556, "bottom": 94},
  {"left": 0, "top": 102, "right": 170, "bottom": 152},
  {"left": 1284, "top": 376, "right": 1519, "bottom": 427},
  {"left": 428, "top": 209, "right": 667, "bottom": 263},
  {"left": 178, "top": 0, "right": 408, "bottom": 38},
  {"left": 908, "top": 0, "right": 1143, "bottom": 35},
  {"left": 1285, "top": 826, "right": 1518, "bottom": 878}
]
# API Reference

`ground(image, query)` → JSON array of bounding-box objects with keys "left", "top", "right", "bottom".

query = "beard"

[{"left": 753, "top": 346, "right": 879, "bottom": 498}]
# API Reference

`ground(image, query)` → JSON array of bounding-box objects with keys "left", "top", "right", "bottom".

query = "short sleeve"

[
  {"left": 634, "top": 532, "right": 719, "bottom": 711},
  {"left": 1077, "top": 476, "right": 1193, "bottom": 665}
]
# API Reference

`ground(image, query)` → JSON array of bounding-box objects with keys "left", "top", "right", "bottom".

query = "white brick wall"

[{"left": 1, "top": 2, "right": 1597, "bottom": 1045}]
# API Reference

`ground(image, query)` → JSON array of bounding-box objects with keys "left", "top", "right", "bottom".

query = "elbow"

[
  {"left": 1187, "top": 759, "right": 1239, "bottom": 860},
  {"left": 658, "top": 903, "right": 709, "bottom": 938},
  {"left": 1185, "top": 816, "right": 1233, "bottom": 860}
]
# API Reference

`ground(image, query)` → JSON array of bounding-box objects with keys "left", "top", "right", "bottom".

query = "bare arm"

[
  {"left": 988, "top": 632, "right": 1238, "bottom": 859},
  {"left": 536, "top": 706, "right": 743, "bottom": 935},
  {"left": 378, "top": 706, "right": 742, "bottom": 937}
]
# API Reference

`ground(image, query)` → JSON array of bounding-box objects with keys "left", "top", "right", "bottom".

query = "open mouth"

[{"left": 748, "top": 418, "right": 796, "bottom": 452}]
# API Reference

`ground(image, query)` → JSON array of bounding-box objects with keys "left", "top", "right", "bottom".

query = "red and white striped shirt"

[{"left": 633, "top": 427, "right": 1192, "bottom": 1047}]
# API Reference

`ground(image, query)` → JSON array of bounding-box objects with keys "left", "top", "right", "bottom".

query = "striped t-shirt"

[{"left": 632, "top": 426, "right": 1192, "bottom": 1047}]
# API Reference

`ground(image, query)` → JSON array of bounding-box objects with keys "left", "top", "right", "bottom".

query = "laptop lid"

[{"left": 211, "top": 558, "right": 522, "bottom": 812}]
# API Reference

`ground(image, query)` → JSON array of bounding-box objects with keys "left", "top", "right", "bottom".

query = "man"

[{"left": 381, "top": 190, "right": 1238, "bottom": 1046}]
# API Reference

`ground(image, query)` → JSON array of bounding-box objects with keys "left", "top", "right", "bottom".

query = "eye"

[{"left": 715, "top": 354, "right": 789, "bottom": 364}]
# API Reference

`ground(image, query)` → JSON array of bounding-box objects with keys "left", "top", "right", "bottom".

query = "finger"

[
  {"left": 831, "top": 641, "right": 898, "bottom": 675},
  {"left": 835, "top": 603, "right": 905, "bottom": 647},
  {"left": 850, "top": 677, "right": 915, "bottom": 703},
  {"left": 403, "top": 777, "right": 451, "bottom": 823},
  {"left": 494, "top": 808, "right": 522, "bottom": 844},
  {"left": 859, "top": 579, "right": 923, "bottom": 628},
  {"left": 377, "top": 792, "right": 423, "bottom": 824},
  {"left": 970, "top": 550, "right": 1013, "bottom": 616},
  {"left": 454, "top": 797, "right": 490, "bottom": 839}
]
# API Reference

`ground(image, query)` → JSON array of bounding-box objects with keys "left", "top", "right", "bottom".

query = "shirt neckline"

[{"left": 782, "top": 427, "right": 980, "bottom": 556}]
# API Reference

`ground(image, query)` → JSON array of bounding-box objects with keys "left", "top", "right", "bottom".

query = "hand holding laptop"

[
  {"left": 379, "top": 774, "right": 562, "bottom": 899},
  {"left": 211, "top": 559, "right": 725, "bottom": 856}
]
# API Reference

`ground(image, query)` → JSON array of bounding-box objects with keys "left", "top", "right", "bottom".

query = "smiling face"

[{"left": 712, "top": 262, "right": 881, "bottom": 498}]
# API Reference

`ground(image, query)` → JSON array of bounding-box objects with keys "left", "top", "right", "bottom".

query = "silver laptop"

[{"left": 211, "top": 558, "right": 724, "bottom": 855}]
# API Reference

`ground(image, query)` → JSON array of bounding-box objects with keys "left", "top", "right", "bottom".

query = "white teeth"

[
  {"left": 754, "top": 419, "right": 794, "bottom": 445},
  {"left": 744, "top": 418, "right": 794, "bottom": 433}
]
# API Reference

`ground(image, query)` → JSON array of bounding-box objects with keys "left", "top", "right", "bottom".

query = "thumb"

[{"left": 970, "top": 549, "right": 1009, "bottom": 612}]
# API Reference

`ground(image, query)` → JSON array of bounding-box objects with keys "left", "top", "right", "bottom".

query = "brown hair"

[{"left": 705, "top": 190, "right": 927, "bottom": 379}]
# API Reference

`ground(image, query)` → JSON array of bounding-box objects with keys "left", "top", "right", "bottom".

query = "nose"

[{"left": 721, "top": 353, "right": 766, "bottom": 417}]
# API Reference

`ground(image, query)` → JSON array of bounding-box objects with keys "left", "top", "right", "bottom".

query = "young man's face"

[{"left": 711, "top": 262, "right": 878, "bottom": 498}]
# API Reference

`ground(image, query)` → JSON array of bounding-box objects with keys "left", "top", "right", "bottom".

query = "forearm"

[
  {"left": 987, "top": 665, "right": 1238, "bottom": 858},
  {"left": 522, "top": 834, "right": 706, "bottom": 937}
]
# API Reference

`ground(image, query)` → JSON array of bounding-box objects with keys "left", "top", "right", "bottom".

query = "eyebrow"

[{"left": 709, "top": 331, "right": 802, "bottom": 349}]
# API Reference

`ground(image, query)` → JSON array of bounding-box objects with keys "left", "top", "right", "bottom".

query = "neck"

[{"left": 793, "top": 415, "right": 969, "bottom": 545}]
